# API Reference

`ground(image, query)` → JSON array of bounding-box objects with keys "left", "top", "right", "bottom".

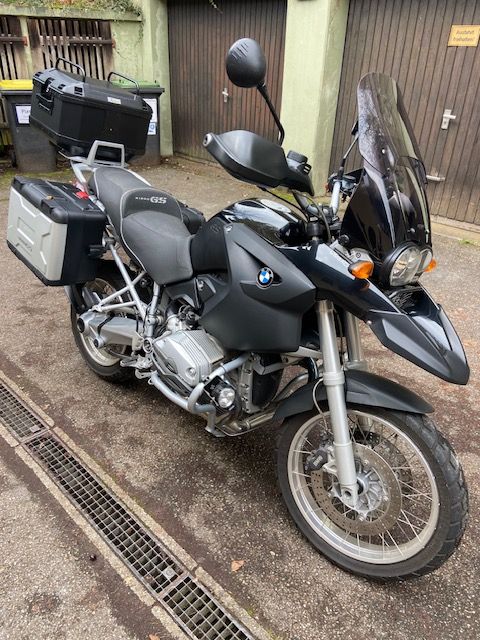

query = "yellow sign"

[{"left": 448, "top": 25, "right": 480, "bottom": 47}]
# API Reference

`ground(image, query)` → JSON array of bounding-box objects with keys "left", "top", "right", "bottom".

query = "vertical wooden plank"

[
  {"left": 4, "top": 39, "right": 16, "bottom": 79},
  {"left": 467, "top": 163, "right": 480, "bottom": 224},
  {"left": 338, "top": 0, "right": 368, "bottom": 169},
  {"left": 0, "top": 44, "right": 9, "bottom": 81},
  {"left": 408, "top": 0, "right": 441, "bottom": 146},
  {"left": 99, "top": 21, "right": 113, "bottom": 78},
  {"left": 60, "top": 18, "right": 69, "bottom": 70},
  {"left": 66, "top": 19, "right": 78, "bottom": 70},
  {"left": 26, "top": 19, "right": 42, "bottom": 73},
  {"left": 0, "top": 17, "right": 5, "bottom": 79},
  {"left": 8, "top": 16, "right": 28, "bottom": 79},
  {"left": 441, "top": 1, "right": 480, "bottom": 221},
  {"left": 428, "top": 0, "right": 470, "bottom": 213},
  {"left": 449, "top": 69, "right": 480, "bottom": 221},
  {"left": 53, "top": 18, "right": 62, "bottom": 68},
  {"left": 401, "top": 0, "right": 427, "bottom": 116},
  {"left": 92, "top": 21, "right": 101, "bottom": 79},
  {"left": 85, "top": 18, "right": 94, "bottom": 78},
  {"left": 72, "top": 20, "right": 83, "bottom": 75}
]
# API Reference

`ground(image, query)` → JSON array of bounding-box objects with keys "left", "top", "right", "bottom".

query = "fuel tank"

[{"left": 190, "top": 199, "right": 315, "bottom": 352}]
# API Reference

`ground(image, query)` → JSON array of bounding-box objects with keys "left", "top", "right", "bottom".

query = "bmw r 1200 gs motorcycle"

[{"left": 7, "top": 39, "right": 469, "bottom": 580}]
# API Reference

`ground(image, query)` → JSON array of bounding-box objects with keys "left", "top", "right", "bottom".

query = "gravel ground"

[{"left": 0, "top": 159, "right": 479, "bottom": 639}]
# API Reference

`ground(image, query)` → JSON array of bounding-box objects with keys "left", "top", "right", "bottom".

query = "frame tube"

[{"left": 108, "top": 244, "right": 147, "bottom": 320}]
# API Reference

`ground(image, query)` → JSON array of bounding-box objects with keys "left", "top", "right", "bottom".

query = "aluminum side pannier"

[{"left": 7, "top": 177, "right": 106, "bottom": 286}]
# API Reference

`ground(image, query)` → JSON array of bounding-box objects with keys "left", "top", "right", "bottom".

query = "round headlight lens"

[{"left": 389, "top": 245, "right": 423, "bottom": 286}]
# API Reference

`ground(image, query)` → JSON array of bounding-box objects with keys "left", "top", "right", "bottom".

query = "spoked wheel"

[
  {"left": 277, "top": 407, "right": 468, "bottom": 580},
  {"left": 70, "top": 262, "right": 133, "bottom": 383}
]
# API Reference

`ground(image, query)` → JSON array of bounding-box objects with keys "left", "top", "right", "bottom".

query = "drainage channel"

[{"left": 0, "top": 381, "right": 253, "bottom": 640}]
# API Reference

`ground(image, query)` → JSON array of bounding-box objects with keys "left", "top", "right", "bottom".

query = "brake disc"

[
  {"left": 372, "top": 439, "right": 414, "bottom": 488},
  {"left": 310, "top": 444, "right": 403, "bottom": 536}
]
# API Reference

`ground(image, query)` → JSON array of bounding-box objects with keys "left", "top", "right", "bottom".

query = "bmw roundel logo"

[{"left": 257, "top": 267, "right": 274, "bottom": 287}]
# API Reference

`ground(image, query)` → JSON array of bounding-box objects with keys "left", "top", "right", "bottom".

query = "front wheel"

[{"left": 276, "top": 407, "right": 468, "bottom": 580}]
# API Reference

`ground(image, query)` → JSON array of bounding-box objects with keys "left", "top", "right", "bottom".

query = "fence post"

[{"left": 19, "top": 16, "right": 35, "bottom": 77}]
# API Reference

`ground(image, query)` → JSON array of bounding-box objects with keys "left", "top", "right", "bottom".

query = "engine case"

[{"left": 153, "top": 329, "right": 224, "bottom": 387}]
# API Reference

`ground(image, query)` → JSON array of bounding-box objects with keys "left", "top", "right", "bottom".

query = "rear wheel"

[
  {"left": 70, "top": 262, "right": 133, "bottom": 383},
  {"left": 277, "top": 407, "right": 468, "bottom": 580}
]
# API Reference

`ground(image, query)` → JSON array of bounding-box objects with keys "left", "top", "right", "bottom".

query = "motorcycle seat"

[
  {"left": 89, "top": 167, "right": 204, "bottom": 234},
  {"left": 89, "top": 167, "right": 204, "bottom": 285}
]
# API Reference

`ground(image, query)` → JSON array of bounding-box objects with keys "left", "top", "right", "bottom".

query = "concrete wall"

[
  {"left": 111, "top": 1, "right": 173, "bottom": 156},
  {"left": 111, "top": 20, "right": 144, "bottom": 81},
  {"left": 280, "top": 0, "right": 349, "bottom": 194},
  {"left": 110, "top": 2, "right": 172, "bottom": 156},
  {"left": 134, "top": 0, "right": 173, "bottom": 156}
]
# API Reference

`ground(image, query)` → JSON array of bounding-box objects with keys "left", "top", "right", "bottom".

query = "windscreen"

[
  {"left": 341, "top": 73, "right": 431, "bottom": 259},
  {"left": 357, "top": 73, "right": 423, "bottom": 173}
]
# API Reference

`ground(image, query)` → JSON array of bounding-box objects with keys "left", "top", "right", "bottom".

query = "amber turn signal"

[
  {"left": 348, "top": 260, "right": 374, "bottom": 279},
  {"left": 424, "top": 257, "right": 437, "bottom": 273}
]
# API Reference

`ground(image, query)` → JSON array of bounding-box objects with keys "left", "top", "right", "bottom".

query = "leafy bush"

[{"left": 0, "top": 0, "right": 142, "bottom": 16}]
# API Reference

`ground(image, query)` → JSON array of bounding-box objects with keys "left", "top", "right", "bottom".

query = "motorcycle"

[{"left": 7, "top": 39, "right": 469, "bottom": 580}]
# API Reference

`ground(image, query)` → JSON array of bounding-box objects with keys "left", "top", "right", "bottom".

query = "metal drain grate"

[
  {"left": 24, "top": 433, "right": 253, "bottom": 640},
  {"left": 0, "top": 381, "right": 253, "bottom": 640},
  {"left": 27, "top": 434, "right": 184, "bottom": 593},
  {"left": 0, "top": 382, "right": 47, "bottom": 439},
  {"left": 164, "top": 576, "right": 250, "bottom": 640}
]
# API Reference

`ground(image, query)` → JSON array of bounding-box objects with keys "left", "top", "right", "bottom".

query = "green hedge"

[{"left": 0, "top": 0, "right": 141, "bottom": 16}]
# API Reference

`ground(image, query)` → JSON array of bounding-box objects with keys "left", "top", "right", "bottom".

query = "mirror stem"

[{"left": 258, "top": 82, "right": 285, "bottom": 145}]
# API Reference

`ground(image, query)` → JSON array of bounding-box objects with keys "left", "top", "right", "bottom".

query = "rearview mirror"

[{"left": 226, "top": 38, "right": 266, "bottom": 88}]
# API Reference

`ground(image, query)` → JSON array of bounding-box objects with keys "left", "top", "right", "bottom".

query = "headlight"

[
  {"left": 382, "top": 244, "right": 435, "bottom": 287},
  {"left": 417, "top": 247, "right": 434, "bottom": 274}
]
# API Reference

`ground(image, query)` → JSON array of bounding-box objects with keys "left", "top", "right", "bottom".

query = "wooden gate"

[
  {"left": 168, "top": 0, "right": 287, "bottom": 160},
  {"left": 331, "top": 0, "right": 480, "bottom": 225},
  {"left": 27, "top": 18, "right": 114, "bottom": 79}
]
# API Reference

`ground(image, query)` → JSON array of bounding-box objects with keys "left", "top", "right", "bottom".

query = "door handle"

[
  {"left": 426, "top": 174, "right": 446, "bottom": 183},
  {"left": 441, "top": 109, "right": 456, "bottom": 130},
  {"left": 222, "top": 87, "right": 229, "bottom": 103}
]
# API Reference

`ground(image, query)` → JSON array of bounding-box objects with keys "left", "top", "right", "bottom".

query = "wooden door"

[
  {"left": 168, "top": 0, "right": 287, "bottom": 160},
  {"left": 330, "top": 0, "right": 480, "bottom": 225}
]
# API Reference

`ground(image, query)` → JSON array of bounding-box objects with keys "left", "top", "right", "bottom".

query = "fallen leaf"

[
  {"left": 231, "top": 560, "right": 245, "bottom": 572},
  {"left": 149, "top": 635, "right": 161, "bottom": 640}
]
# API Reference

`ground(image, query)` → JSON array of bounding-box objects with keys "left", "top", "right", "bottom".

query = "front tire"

[{"left": 276, "top": 407, "right": 468, "bottom": 580}]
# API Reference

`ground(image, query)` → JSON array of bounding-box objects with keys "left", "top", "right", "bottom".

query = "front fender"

[{"left": 274, "top": 369, "right": 433, "bottom": 421}]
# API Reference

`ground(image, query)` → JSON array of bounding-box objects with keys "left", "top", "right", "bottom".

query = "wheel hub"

[{"left": 310, "top": 444, "right": 403, "bottom": 536}]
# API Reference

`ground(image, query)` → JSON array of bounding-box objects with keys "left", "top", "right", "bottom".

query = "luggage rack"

[{"left": 63, "top": 140, "right": 135, "bottom": 192}]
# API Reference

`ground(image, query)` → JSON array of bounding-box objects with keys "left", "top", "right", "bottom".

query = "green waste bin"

[
  {"left": 112, "top": 79, "right": 165, "bottom": 165},
  {"left": 0, "top": 80, "right": 57, "bottom": 173}
]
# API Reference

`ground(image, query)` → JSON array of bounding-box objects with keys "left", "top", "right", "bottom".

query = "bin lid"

[
  {"left": 112, "top": 79, "right": 165, "bottom": 94},
  {"left": 0, "top": 79, "right": 33, "bottom": 92}
]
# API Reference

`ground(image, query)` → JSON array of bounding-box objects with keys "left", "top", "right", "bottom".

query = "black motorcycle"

[{"left": 7, "top": 39, "right": 469, "bottom": 580}]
